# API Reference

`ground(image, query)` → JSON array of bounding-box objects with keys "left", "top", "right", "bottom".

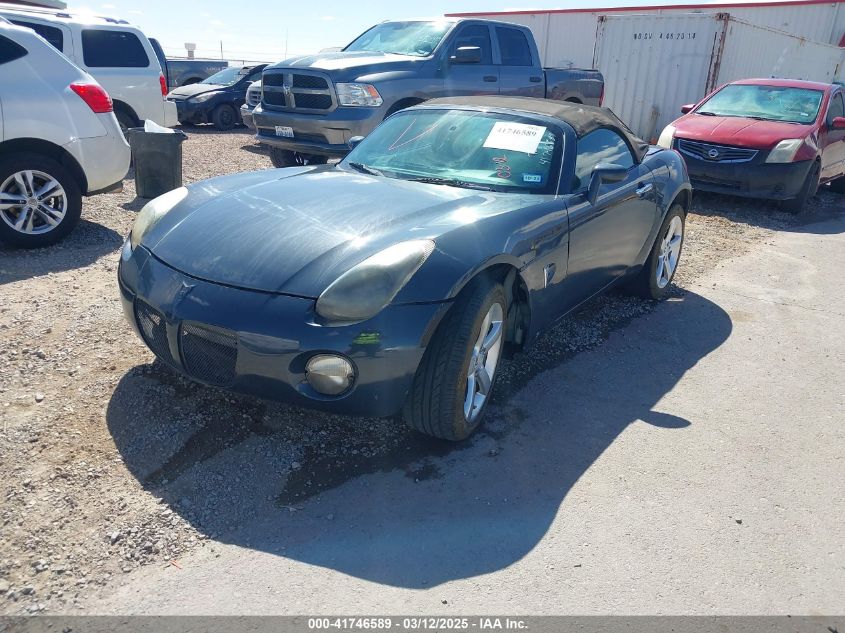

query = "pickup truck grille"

[
  {"left": 261, "top": 69, "right": 335, "bottom": 112},
  {"left": 246, "top": 84, "right": 262, "bottom": 108},
  {"left": 677, "top": 139, "right": 758, "bottom": 164}
]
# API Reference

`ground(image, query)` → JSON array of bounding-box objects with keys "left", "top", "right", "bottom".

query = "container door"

[{"left": 592, "top": 13, "right": 726, "bottom": 141}]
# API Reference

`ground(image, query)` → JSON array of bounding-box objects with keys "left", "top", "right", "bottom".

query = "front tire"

[
  {"left": 211, "top": 104, "right": 237, "bottom": 130},
  {"left": 403, "top": 279, "right": 507, "bottom": 441},
  {"left": 0, "top": 153, "right": 82, "bottom": 248},
  {"left": 269, "top": 148, "right": 328, "bottom": 168},
  {"left": 782, "top": 161, "right": 820, "bottom": 214},
  {"left": 626, "top": 204, "right": 685, "bottom": 300}
]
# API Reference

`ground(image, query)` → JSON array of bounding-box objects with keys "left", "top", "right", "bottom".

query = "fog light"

[{"left": 305, "top": 354, "right": 355, "bottom": 395}]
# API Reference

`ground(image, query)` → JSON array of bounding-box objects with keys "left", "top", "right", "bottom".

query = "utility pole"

[{"left": 220, "top": 40, "right": 224, "bottom": 60}]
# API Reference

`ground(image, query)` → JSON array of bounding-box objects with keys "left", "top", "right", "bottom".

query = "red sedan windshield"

[{"left": 696, "top": 84, "right": 824, "bottom": 125}]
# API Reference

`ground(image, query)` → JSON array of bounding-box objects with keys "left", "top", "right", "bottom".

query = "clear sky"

[{"left": 75, "top": 0, "right": 775, "bottom": 63}]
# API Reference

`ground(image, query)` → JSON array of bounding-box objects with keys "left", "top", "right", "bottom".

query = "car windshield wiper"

[
  {"left": 346, "top": 162, "right": 385, "bottom": 177},
  {"left": 696, "top": 111, "right": 719, "bottom": 116},
  {"left": 405, "top": 176, "right": 494, "bottom": 191}
]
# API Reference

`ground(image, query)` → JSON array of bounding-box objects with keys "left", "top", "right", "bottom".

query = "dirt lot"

[{"left": 0, "top": 127, "right": 841, "bottom": 614}]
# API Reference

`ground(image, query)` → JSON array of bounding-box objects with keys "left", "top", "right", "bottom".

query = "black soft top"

[{"left": 422, "top": 96, "right": 650, "bottom": 163}]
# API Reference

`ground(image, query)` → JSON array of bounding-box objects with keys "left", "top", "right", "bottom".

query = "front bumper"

[
  {"left": 252, "top": 104, "right": 383, "bottom": 157},
  {"left": 170, "top": 98, "right": 209, "bottom": 124},
  {"left": 240, "top": 104, "right": 256, "bottom": 130},
  {"left": 118, "top": 241, "right": 450, "bottom": 418},
  {"left": 677, "top": 142, "right": 813, "bottom": 200}
]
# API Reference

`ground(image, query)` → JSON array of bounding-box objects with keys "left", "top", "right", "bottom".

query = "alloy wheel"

[
  {"left": 656, "top": 215, "right": 683, "bottom": 289},
  {"left": 0, "top": 170, "right": 67, "bottom": 236},
  {"left": 463, "top": 302, "right": 504, "bottom": 422}
]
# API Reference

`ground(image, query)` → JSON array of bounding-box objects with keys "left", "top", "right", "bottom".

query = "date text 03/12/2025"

[{"left": 307, "top": 617, "right": 529, "bottom": 630}]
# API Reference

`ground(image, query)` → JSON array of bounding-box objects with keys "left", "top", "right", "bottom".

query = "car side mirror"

[
  {"left": 450, "top": 46, "right": 482, "bottom": 64},
  {"left": 347, "top": 136, "right": 365, "bottom": 150},
  {"left": 587, "top": 163, "right": 628, "bottom": 205},
  {"left": 680, "top": 103, "right": 695, "bottom": 114},
  {"left": 831, "top": 116, "right": 845, "bottom": 130}
]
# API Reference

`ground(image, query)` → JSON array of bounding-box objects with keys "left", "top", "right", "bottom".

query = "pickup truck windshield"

[
  {"left": 696, "top": 84, "right": 823, "bottom": 124},
  {"left": 201, "top": 67, "right": 247, "bottom": 87},
  {"left": 342, "top": 109, "right": 562, "bottom": 194},
  {"left": 344, "top": 21, "right": 452, "bottom": 57}
]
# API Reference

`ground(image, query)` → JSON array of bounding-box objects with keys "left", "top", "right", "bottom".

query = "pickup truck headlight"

[
  {"left": 188, "top": 92, "right": 217, "bottom": 103},
  {"left": 336, "top": 83, "right": 383, "bottom": 107},
  {"left": 765, "top": 139, "right": 803, "bottom": 163},
  {"left": 656, "top": 125, "right": 676, "bottom": 149},
  {"left": 315, "top": 240, "right": 435, "bottom": 322},
  {"left": 129, "top": 187, "right": 188, "bottom": 250}
]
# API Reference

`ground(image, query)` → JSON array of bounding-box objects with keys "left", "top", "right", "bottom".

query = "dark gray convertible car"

[{"left": 119, "top": 97, "right": 691, "bottom": 441}]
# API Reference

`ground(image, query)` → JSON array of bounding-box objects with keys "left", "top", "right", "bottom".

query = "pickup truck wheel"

[
  {"left": 0, "top": 153, "right": 82, "bottom": 248},
  {"left": 269, "top": 149, "right": 327, "bottom": 168},
  {"left": 782, "top": 161, "right": 820, "bottom": 214},
  {"left": 211, "top": 104, "right": 237, "bottom": 130},
  {"left": 625, "top": 204, "right": 685, "bottom": 300},
  {"left": 403, "top": 278, "right": 506, "bottom": 441}
]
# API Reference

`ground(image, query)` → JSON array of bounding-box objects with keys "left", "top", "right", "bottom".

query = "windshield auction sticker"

[{"left": 483, "top": 122, "right": 547, "bottom": 154}]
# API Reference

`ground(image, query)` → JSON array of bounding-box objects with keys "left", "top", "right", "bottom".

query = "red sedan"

[{"left": 657, "top": 78, "right": 845, "bottom": 212}]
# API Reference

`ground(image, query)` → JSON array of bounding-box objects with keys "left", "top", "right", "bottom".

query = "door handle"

[
  {"left": 529, "top": 76, "right": 542, "bottom": 83},
  {"left": 636, "top": 183, "right": 654, "bottom": 198},
  {"left": 483, "top": 75, "right": 497, "bottom": 82}
]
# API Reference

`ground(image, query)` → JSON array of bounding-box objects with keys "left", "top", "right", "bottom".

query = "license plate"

[{"left": 275, "top": 126, "right": 294, "bottom": 138}]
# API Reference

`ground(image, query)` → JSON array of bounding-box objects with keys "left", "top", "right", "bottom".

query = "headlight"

[
  {"left": 315, "top": 240, "right": 435, "bottom": 322},
  {"left": 188, "top": 92, "right": 217, "bottom": 103},
  {"left": 656, "top": 125, "right": 676, "bottom": 149},
  {"left": 336, "top": 83, "right": 383, "bottom": 107},
  {"left": 129, "top": 187, "right": 188, "bottom": 250},
  {"left": 765, "top": 139, "right": 803, "bottom": 163}
]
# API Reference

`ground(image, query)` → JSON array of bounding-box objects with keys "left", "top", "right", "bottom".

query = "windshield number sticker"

[
  {"left": 523, "top": 173, "right": 542, "bottom": 183},
  {"left": 493, "top": 155, "right": 511, "bottom": 179},
  {"left": 484, "top": 122, "right": 547, "bottom": 154}
]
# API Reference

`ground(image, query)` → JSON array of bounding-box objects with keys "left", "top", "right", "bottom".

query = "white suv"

[
  {"left": 0, "top": 3, "right": 178, "bottom": 130},
  {"left": 0, "top": 20, "right": 130, "bottom": 248}
]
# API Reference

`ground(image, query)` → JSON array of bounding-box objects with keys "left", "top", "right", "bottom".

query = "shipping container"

[
  {"left": 592, "top": 13, "right": 843, "bottom": 139},
  {"left": 448, "top": 0, "right": 845, "bottom": 69}
]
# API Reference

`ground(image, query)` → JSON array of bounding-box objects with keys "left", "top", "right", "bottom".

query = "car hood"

[
  {"left": 674, "top": 114, "right": 812, "bottom": 149},
  {"left": 143, "top": 167, "right": 523, "bottom": 297},
  {"left": 267, "top": 50, "right": 419, "bottom": 74},
  {"left": 167, "top": 83, "right": 224, "bottom": 99}
]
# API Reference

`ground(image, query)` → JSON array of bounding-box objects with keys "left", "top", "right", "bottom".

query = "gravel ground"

[{"left": 0, "top": 126, "right": 841, "bottom": 614}]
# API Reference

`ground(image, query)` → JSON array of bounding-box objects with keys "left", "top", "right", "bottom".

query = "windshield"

[
  {"left": 201, "top": 67, "right": 248, "bottom": 86},
  {"left": 344, "top": 21, "right": 452, "bottom": 57},
  {"left": 696, "top": 84, "right": 824, "bottom": 124},
  {"left": 342, "top": 109, "right": 562, "bottom": 194}
]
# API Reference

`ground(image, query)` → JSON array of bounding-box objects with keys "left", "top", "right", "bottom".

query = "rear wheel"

[
  {"left": 114, "top": 109, "right": 136, "bottom": 135},
  {"left": 269, "top": 148, "right": 328, "bottom": 168},
  {"left": 625, "top": 204, "right": 685, "bottom": 300},
  {"left": 211, "top": 104, "right": 237, "bottom": 130},
  {"left": 0, "top": 153, "right": 82, "bottom": 248},
  {"left": 782, "top": 161, "right": 820, "bottom": 214},
  {"left": 403, "top": 278, "right": 507, "bottom": 441}
]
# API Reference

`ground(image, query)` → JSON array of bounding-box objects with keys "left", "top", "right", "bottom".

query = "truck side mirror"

[
  {"left": 347, "top": 136, "right": 365, "bottom": 150},
  {"left": 831, "top": 116, "right": 845, "bottom": 130},
  {"left": 587, "top": 163, "right": 628, "bottom": 205},
  {"left": 680, "top": 103, "right": 695, "bottom": 114},
  {"left": 450, "top": 46, "right": 482, "bottom": 64}
]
